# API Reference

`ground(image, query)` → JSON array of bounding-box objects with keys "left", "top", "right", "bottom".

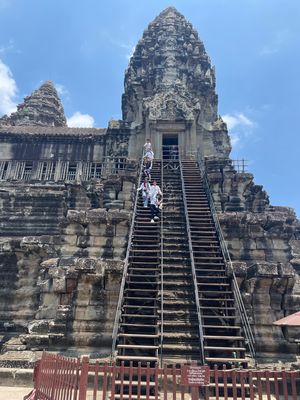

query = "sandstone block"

[
  {"left": 64, "top": 223, "right": 85, "bottom": 236},
  {"left": 88, "top": 224, "right": 107, "bottom": 236},
  {"left": 86, "top": 247, "right": 100, "bottom": 257},
  {"left": 27, "top": 320, "right": 50, "bottom": 334},
  {"left": 91, "top": 236, "right": 109, "bottom": 247},
  {"left": 63, "top": 235, "right": 77, "bottom": 246},
  {"left": 247, "top": 262, "right": 278, "bottom": 277},
  {"left": 52, "top": 277, "right": 66, "bottom": 293}
]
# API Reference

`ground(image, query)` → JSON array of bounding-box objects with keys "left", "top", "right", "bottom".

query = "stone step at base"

[{"left": 0, "top": 367, "right": 34, "bottom": 386}]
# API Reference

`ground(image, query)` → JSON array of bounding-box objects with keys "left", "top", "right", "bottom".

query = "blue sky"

[{"left": 0, "top": 0, "right": 299, "bottom": 217}]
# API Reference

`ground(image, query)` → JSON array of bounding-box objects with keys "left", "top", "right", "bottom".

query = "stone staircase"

[
  {"left": 114, "top": 158, "right": 249, "bottom": 368},
  {"left": 160, "top": 161, "right": 201, "bottom": 363},
  {"left": 115, "top": 160, "right": 162, "bottom": 366},
  {"left": 181, "top": 160, "right": 247, "bottom": 366}
]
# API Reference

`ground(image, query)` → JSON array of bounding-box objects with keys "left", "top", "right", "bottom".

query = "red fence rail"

[{"left": 32, "top": 352, "right": 300, "bottom": 400}]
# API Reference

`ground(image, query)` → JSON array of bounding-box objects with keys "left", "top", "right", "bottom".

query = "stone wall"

[
  {"left": 0, "top": 171, "right": 137, "bottom": 356},
  {"left": 206, "top": 157, "right": 300, "bottom": 356}
]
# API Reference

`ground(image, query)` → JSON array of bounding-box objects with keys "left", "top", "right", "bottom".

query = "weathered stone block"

[
  {"left": 76, "top": 236, "right": 90, "bottom": 248},
  {"left": 60, "top": 245, "right": 79, "bottom": 255},
  {"left": 88, "top": 224, "right": 107, "bottom": 236},
  {"left": 63, "top": 235, "right": 77, "bottom": 246},
  {"left": 64, "top": 223, "right": 85, "bottom": 236},
  {"left": 252, "top": 293, "right": 271, "bottom": 306},
  {"left": 91, "top": 236, "right": 109, "bottom": 247},
  {"left": 74, "top": 307, "right": 105, "bottom": 320},
  {"left": 86, "top": 247, "right": 100, "bottom": 257},
  {"left": 115, "top": 222, "right": 129, "bottom": 237},
  {"left": 53, "top": 277, "right": 66, "bottom": 293},
  {"left": 27, "top": 320, "right": 50, "bottom": 334},
  {"left": 247, "top": 262, "right": 278, "bottom": 277}
]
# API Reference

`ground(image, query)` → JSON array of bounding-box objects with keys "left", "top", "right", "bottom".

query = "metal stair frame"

[
  {"left": 178, "top": 156, "right": 205, "bottom": 365},
  {"left": 197, "top": 156, "right": 256, "bottom": 360},
  {"left": 159, "top": 157, "right": 164, "bottom": 365},
  {"left": 111, "top": 157, "right": 144, "bottom": 360}
]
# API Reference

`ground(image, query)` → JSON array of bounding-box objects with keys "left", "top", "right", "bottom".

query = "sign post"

[
  {"left": 181, "top": 365, "right": 210, "bottom": 386},
  {"left": 181, "top": 365, "right": 210, "bottom": 400}
]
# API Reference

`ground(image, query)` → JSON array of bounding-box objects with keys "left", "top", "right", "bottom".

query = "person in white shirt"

[
  {"left": 143, "top": 138, "right": 152, "bottom": 155},
  {"left": 149, "top": 180, "right": 162, "bottom": 222},
  {"left": 145, "top": 149, "right": 154, "bottom": 161},
  {"left": 137, "top": 178, "right": 150, "bottom": 207}
]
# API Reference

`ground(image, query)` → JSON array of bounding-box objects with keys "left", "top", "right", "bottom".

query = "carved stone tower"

[
  {"left": 123, "top": 7, "right": 230, "bottom": 159},
  {"left": 0, "top": 80, "right": 67, "bottom": 127}
]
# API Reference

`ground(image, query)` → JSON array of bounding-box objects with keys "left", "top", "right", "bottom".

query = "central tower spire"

[
  {"left": 123, "top": 7, "right": 216, "bottom": 124},
  {"left": 123, "top": 7, "right": 230, "bottom": 159}
]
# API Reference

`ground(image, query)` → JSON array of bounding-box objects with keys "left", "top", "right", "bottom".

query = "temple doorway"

[{"left": 162, "top": 134, "right": 178, "bottom": 160}]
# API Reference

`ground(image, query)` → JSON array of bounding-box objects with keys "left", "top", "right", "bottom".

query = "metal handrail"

[
  {"left": 197, "top": 157, "right": 256, "bottom": 359},
  {"left": 179, "top": 157, "right": 205, "bottom": 364},
  {"left": 159, "top": 159, "right": 164, "bottom": 366},
  {"left": 111, "top": 156, "right": 144, "bottom": 361}
]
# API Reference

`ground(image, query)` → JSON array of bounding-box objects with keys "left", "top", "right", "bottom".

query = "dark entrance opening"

[{"left": 162, "top": 134, "right": 178, "bottom": 160}]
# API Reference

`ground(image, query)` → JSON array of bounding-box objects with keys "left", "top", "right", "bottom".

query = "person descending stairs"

[{"left": 114, "top": 160, "right": 162, "bottom": 367}]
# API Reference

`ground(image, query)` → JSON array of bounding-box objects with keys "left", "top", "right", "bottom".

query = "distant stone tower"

[{"left": 0, "top": 81, "right": 67, "bottom": 127}]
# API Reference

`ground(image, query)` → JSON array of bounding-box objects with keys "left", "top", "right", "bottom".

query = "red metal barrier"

[
  {"left": 33, "top": 352, "right": 300, "bottom": 400},
  {"left": 34, "top": 351, "right": 80, "bottom": 400}
]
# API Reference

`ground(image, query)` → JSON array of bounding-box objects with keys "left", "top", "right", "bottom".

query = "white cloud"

[
  {"left": 222, "top": 112, "right": 255, "bottom": 150},
  {"left": 54, "top": 83, "right": 70, "bottom": 102},
  {"left": 0, "top": 58, "right": 18, "bottom": 116},
  {"left": 223, "top": 113, "right": 253, "bottom": 130},
  {"left": 67, "top": 112, "right": 95, "bottom": 128},
  {"left": 55, "top": 83, "right": 68, "bottom": 97},
  {"left": 125, "top": 45, "right": 135, "bottom": 60},
  {"left": 110, "top": 39, "right": 135, "bottom": 60},
  {"left": 260, "top": 29, "right": 292, "bottom": 56}
]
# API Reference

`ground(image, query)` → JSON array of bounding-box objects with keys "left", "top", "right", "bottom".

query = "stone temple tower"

[
  {"left": 0, "top": 7, "right": 299, "bottom": 376},
  {"left": 123, "top": 7, "right": 230, "bottom": 160}
]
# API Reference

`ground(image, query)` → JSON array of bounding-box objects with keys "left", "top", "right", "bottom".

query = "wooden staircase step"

[
  {"left": 199, "top": 298, "right": 235, "bottom": 302},
  {"left": 204, "top": 335, "right": 244, "bottom": 340},
  {"left": 117, "top": 344, "right": 158, "bottom": 349},
  {"left": 118, "top": 333, "right": 159, "bottom": 338},
  {"left": 203, "top": 315, "right": 237, "bottom": 320},
  {"left": 198, "top": 283, "right": 229, "bottom": 286},
  {"left": 205, "top": 357, "right": 246, "bottom": 363},
  {"left": 200, "top": 306, "right": 236, "bottom": 310},
  {"left": 123, "top": 296, "right": 157, "bottom": 301},
  {"left": 120, "top": 323, "right": 158, "bottom": 328},
  {"left": 203, "top": 325, "right": 240, "bottom": 329},
  {"left": 199, "top": 290, "right": 233, "bottom": 295},
  {"left": 128, "top": 274, "right": 159, "bottom": 279},
  {"left": 121, "top": 314, "right": 158, "bottom": 318},
  {"left": 123, "top": 305, "right": 158, "bottom": 309},
  {"left": 204, "top": 346, "right": 246, "bottom": 351}
]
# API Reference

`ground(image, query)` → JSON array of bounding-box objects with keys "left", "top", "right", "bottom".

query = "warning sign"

[{"left": 181, "top": 365, "right": 210, "bottom": 387}]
